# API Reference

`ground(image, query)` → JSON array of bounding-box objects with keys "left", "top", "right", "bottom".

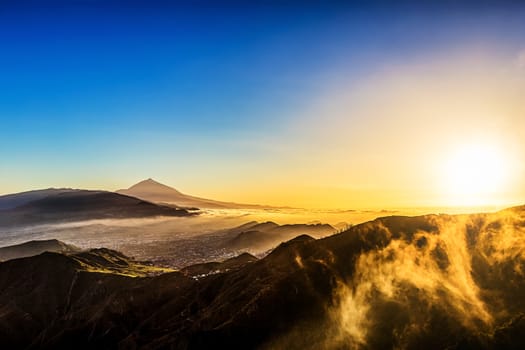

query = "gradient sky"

[{"left": 1, "top": 1, "right": 525, "bottom": 208}]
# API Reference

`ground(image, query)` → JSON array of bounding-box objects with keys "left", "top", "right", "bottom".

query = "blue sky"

[{"left": 1, "top": 1, "right": 525, "bottom": 207}]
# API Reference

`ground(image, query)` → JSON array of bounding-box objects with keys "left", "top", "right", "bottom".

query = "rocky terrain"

[{"left": 1, "top": 206, "right": 525, "bottom": 348}]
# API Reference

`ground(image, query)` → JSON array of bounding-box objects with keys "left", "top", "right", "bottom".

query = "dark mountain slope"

[
  {"left": 0, "top": 190, "right": 191, "bottom": 227},
  {"left": 0, "top": 188, "right": 76, "bottom": 210},
  {"left": 180, "top": 252, "right": 258, "bottom": 277},
  {"left": 0, "top": 248, "right": 187, "bottom": 348}
]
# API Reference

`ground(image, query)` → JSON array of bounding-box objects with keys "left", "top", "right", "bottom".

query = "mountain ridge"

[
  {"left": 1, "top": 207, "right": 525, "bottom": 348},
  {"left": 0, "top": 188, "right": 78, "bottom": 210},
  {"left": 0, "top": 190, "right": 192, "bottom": 228},
  {"left": 117, "top": 178, "right": 281, "bottom": 209}
]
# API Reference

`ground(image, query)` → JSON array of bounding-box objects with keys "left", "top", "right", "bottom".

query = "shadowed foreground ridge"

[{"left": 1, "top": 207, "right": 525, "bottom": 349}]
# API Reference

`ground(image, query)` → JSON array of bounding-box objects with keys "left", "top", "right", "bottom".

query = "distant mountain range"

[
  {"left": 133, "top": 220, "right": 338, "bottom": 268},
  {"left": 2, "top": 206, "right": 525, "bottom": 348},
  {"left": 225, "top": 221, "right": 336, "bottom": 252},
  {"left": 0, "top": 189, "right": 191, "bottom": 227},
  {"left": 117, "top": 178, "right": 274, "bottom": 209},
  {"left": 0, "top": 179, "right": 279, "bottom": 228}
]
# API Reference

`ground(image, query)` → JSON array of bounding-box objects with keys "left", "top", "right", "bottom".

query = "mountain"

[
  {"left": 141, "top": 221, "right": 336, "bottom": 268},
  {"left": 225, "top": 221, "right": 336, "bottom": 252},
  {"left": 1, "top": 207, "right": 525, "bottom": 348},
  {"left": 0, "top": 190, "right": 192, "bottom": 228},
  {"left": 117, "top": 178, "right": 272, "bottom": 209},
  {"left": 0, "top": 239, "right": 80, "bottom": 261},
  {"left": 0, "top": 188, "right": 76, "bottom": 210}
]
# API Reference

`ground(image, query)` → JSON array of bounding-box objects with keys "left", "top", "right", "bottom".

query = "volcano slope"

[{"left": 1, "top": 206, "right": 525, "bottom": 349}]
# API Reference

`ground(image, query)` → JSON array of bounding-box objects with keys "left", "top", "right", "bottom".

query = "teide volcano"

[
  {"left": 117, "top": 178, "right": 275, "bottom": 209},
  {"left": 1, "top": 207, "right": 525, "bottom": 348}
]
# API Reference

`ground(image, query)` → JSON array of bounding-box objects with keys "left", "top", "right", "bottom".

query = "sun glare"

[{"left": 442, "top": 143, "right": 510, "bottom": 206}]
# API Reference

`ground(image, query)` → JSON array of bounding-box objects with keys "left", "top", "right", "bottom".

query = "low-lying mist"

[{"left": 0, "top": 206, "right": 507, "bottom": 269}]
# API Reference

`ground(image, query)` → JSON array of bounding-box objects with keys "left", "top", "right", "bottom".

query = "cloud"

[
  {"left": 335, "top": 216, "right": 493, "bottom": 346},
  {"left": 260, "top": 208, "right": 525, "bottom": 349}
]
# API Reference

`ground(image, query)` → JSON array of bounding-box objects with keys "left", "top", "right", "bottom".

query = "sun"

[{"left": 441, "top": 143, "right": 510, "bottom": 206}]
